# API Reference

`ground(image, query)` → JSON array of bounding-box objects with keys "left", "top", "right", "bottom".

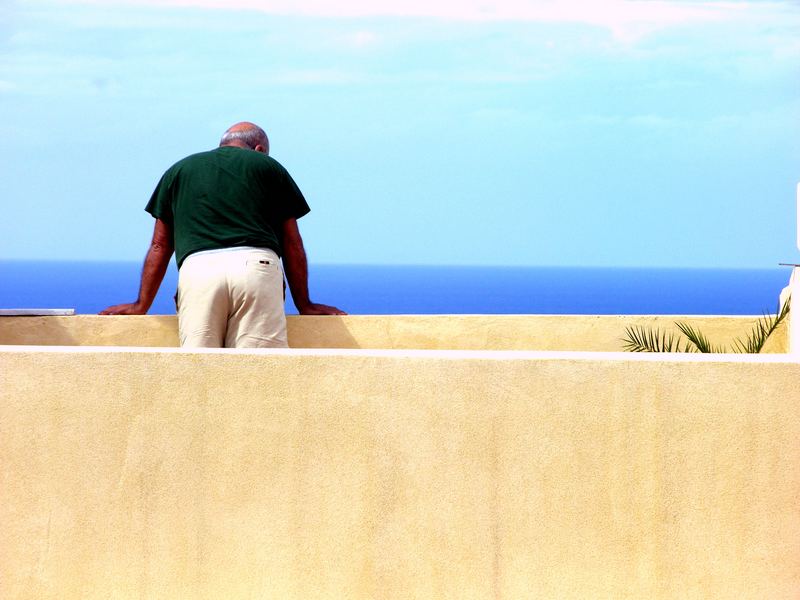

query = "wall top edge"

[
  {"left": 0, "top": 345, "right": 797, "bottom": 364},
  {"left": 0, "top": 309, "right": 75, "bottom": 316},
  {"left": 1, "top": 314, "right": 772, "bottom": 320}
]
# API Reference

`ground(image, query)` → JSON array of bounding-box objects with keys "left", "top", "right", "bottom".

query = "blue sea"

[{"left": 0, "top": 261, "right": 792, "bottom": 316}]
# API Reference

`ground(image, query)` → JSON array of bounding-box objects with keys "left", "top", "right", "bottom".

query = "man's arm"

[
  {"left": 100, "top": 218, "right": 174, "bottom": 315},
  {"left": 281, "top": 218, "right": 346, "bottom": 315}
]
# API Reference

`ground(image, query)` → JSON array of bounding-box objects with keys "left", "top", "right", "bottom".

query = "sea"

[{"left": 0, "top": 261, "right": 792, "bottom": 316}]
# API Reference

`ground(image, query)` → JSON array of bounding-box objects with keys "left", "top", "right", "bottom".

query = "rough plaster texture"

[
  {"left": 0, "top": 314, "right": 789, "bottom": 352},
  {"left": 2, "top": 346, "right": 799, "bottom": 599}
]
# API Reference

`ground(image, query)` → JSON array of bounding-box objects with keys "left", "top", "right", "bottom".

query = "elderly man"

[{"left": 101, "top": 121, "right": 345, "bottom": 348}]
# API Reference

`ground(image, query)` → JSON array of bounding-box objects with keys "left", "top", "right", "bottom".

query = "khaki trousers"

[{"left": 177, "top": 247, "right": 287, "bottom": 348}]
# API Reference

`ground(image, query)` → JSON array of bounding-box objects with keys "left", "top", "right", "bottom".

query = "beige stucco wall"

[
  {"left": 2, "top": 345, "right": 799, "bottom": 599},
  {"left": 0, "top": 313, "right": 789, "bottom": 352}
]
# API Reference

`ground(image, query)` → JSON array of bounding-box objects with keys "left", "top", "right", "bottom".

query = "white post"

[{"left": 790, "top": 183, "right": 800, "bottom": 355}]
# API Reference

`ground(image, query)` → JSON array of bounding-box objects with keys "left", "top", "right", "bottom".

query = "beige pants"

[{"left": 177, "top": 247, "right": 287, "bottom": 348}]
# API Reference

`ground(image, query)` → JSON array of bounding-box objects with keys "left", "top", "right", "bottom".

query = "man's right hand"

[
  {"left": 297, "top": 302, "right": 347, "bottom": 316},
  {"left": 100, "top": 219, "right": 173, "bottom": 316},
  {"left": 99, "top": 302, "right": 147, "bottom": 315}
]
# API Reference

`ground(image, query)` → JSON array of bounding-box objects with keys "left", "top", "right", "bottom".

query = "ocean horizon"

[{"left": 0, "top": 260, "right": 791, "bottom": 316}]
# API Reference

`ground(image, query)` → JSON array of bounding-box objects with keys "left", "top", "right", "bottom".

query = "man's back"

[{"left": 146, "top": 146, "right": 309, "bottom": 268}]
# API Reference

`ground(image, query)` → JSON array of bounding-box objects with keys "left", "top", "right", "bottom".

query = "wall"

[
  {"left": 2, "top": 345, "right": 799, "bottom": 599},
  {"left": 0, "top": 313, "right": 789, "bottom": 352}
]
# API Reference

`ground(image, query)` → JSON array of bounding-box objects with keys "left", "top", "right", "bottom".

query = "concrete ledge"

[
  {"left": 0, "top": 313, "right": 789, "bottom": 352},
  {"left": 0, "top": 309, "right": 75, "bottom": 316},
  {"left": 2, "top": 346, "right": 799, "bottom": 599}
]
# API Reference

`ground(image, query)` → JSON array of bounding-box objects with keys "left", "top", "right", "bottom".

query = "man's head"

[{"left": 219, "top": 122, "right": 269, "bottom": 154}]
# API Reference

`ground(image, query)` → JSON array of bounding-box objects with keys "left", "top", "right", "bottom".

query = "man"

[{"left": 101, "top": 121, "right": 345, "bottom": 348}]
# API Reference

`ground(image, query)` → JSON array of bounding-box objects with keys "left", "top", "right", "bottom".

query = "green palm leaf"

[
  {"left": 676, "top": 322, "right": 724, "bottom": 353},
  {"left": 623, "top": 325, "right": 686, "bottom": 353},
  {"left": 732, "top": 297, "right": 790, "bottom": 354},
  {"left": 623, "top": 296, "right": 790, "bottom": 354}
]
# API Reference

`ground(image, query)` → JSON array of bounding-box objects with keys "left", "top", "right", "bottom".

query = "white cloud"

[
  {"left": 772, "top": 38, "right": 800, "bottom": 60},
  {"left": 266, "top": 68, "right": 363, "bottom": 85},
  {"left": 49, "top": 0, "right": 800, "bottom": 41},
  {"left": 345, "top": 31, "right": 379, "bottom": 48},
  {"left": 628, "top": 114, "right": 675, "bottom": 128}
]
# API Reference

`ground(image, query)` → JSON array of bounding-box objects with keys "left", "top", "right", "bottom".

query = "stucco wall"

[
  {"left": 2, "top": 346, "right": 799, "bottom": 599},
  {"left": 0, "top": 313, "right": 789, "bottom": 352}
]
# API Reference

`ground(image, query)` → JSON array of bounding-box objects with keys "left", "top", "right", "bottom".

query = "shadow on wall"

[{"left": 287, "top": 316, "right": 360, "bottom": 349}]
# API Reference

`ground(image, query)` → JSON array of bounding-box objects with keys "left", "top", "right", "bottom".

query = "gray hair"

[{"left": 219, "top": 125, "right": 268, "bottom": 149}]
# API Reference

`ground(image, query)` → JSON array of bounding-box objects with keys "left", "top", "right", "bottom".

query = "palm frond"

[
  {"left": 732, "top": 296, "right": 790, "bottom": 354},
  {"left": 676, "top": 321, "right": 725, "bottom": 353},
  {"left": 623, "top": 325, "right": 685, "bottom": 353},
  {"left": 623, "top": 296, "right": 791, "bottom": 354}
]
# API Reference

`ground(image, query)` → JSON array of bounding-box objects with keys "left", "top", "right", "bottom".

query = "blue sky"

[{"left": 1, "top": 0, "right": 799, "bottom": 267}]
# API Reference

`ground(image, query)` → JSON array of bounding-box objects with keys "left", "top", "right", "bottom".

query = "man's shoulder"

[
  {"left": 163, "top": 147, "right": 291, "bottom": 182},
  {"left": 156, "top": 149, "right": 212, "bottom": 181},
  {"left": 228, "top": 147, "right": 288, "bottom": 171}
]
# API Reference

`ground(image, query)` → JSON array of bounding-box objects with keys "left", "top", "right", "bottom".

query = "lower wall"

[
  {"left": 0, "top": 313, "right": 789, "bottom": 352},
  {"left": 2, "top": 346, "right": 799, "bottom": 599}
]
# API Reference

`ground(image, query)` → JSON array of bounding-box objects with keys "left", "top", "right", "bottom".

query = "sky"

[{"left": 1, "top": 0, "right": 799, "bottom": 268}]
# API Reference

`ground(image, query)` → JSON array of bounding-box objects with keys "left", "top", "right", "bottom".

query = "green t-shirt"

[{"left": 145, "top": 146, "right": 310, "bottom": 268}]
